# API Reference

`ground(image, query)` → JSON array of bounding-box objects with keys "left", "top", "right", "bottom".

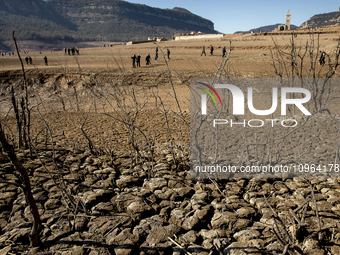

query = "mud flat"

[{"left": 0, "top": 31, "right": 340, "bottom": 254}]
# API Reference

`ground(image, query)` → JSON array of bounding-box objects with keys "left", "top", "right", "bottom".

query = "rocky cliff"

[{"left": 0, "top": 0, "right": 217, "bottom": 43}]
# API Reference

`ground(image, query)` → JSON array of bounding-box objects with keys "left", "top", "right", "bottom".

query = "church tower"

[{"left": 285, "top": 10, "right": 291, "bottom": 30}]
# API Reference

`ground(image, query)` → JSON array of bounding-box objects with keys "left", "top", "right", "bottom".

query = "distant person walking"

[
  {"left": 167, "top": 48, "right": 170, "bottom": 60},
  {"left": 44, "top": 56, "right": 48, "bottom": 66},
  {"left": 131, "top": 54, "right": 136, "bottom": 68},
  {"left": 222, "top": 46, "right": 226, "bottom": 57},
  {"left": 210, "top": 45, "right": 214, "bottom": 56},
  {"left": 201, "top": 46, "right": 206, "bottom": 56},
  {"left": 25, "top": 56, "right": 29, "bottom": 65},
  {"left": 155, "top": 52, "right": 158, "bottom": 62},
  {"left": 155, "top": 47, "right": 158, "bottom": 55},
  {"left": 136, "top": 54, "right": 141, "bottom": 67},
  {"left": 146, "top": 53, "right": 151, "bottom": 66},
  {"left": 319, "top": 51, "right": 326, "bottom": 66}
]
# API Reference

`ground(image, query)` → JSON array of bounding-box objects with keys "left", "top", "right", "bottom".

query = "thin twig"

[{"left": 168, "top": 237, "right": 192, "bottom": 255}]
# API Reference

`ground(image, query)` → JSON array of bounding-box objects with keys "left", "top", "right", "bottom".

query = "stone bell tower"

[{"left": 285, "top": 10, "right": 291, "bottom": 30}]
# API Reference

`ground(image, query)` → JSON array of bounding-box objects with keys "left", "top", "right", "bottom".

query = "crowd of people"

[
  {"left": 130, "top": 46, "right": 329, "bottom": 69},
  {"left": 129, "top": 45, "right": 235, "bottom": 68},
  {"left": 23, "top": 55, "right": 49, "bottom": 66},
  {"left": 1, "top": 52, "right": 15, "bottom": 57},
  {"left": 14, "top": 47, "right": 80, "bottom": 66},
  {"left": 201, "top": 45, "right": 328, "bottom": 64},
  {"left": 64, "top": 47, "right": 80, "bottom": 55},
  {"left": 130, "top": 47, "right": 171, "bottom": 68},
  {"left": 0, "top": 46, "right": 81, "bottom": 67},
  {"left": 201, "top": 45, "right": 228, "bottom": 57},
  {"left": 2, "top": 45, "right": 329, "bottom": 69}
]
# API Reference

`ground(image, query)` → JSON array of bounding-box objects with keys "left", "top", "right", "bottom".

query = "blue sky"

[{"left": 124, "top": 0, "right": 338, "bottom": 33}]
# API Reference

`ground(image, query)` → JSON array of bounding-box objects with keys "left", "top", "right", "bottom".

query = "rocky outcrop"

[
  {"left": 300, "top": 11, "right": 340, "bottom": 29},
  {"left": 0, "top": 0, "right": 217, "bottom": 44}
]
